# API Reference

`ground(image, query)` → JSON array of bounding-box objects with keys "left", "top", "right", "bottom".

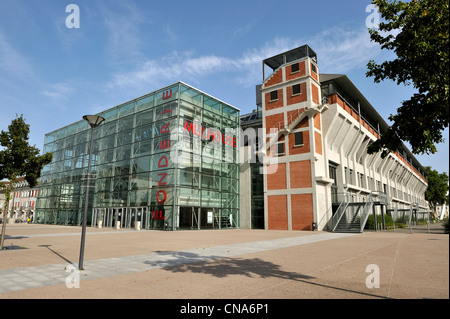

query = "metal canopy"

[{"left": 263, "top": 45, "right": 317, "bottom": 71}]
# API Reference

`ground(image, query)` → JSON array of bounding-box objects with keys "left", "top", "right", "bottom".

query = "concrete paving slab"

[{"left": 0, "top": 223, "right": 448, "bottom": 301}]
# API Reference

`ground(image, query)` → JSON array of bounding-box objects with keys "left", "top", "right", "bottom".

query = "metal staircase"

[
  {"left": 265, "top": 97, "right": 329, "bottom": 152},
  {"left": 332, "top": 193, "right": 374, "bottom": 233}
]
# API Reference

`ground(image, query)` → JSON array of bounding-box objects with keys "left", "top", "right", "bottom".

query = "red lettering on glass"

[
  {"left": 162, "top": 90, "right": 172, "bottom": 100},
  {"left": 156, "top": 190, "right": 167, "bottom": 204},
  {"left": 158, "top": 156, "right": 168, "bottom": 168},
  {"left": 160, "top": 122, "right": 170, "bottom": 134},
  {"left": 182, "top": 120, "right": 237, "bottom": 148},
  {"left": 158, "top": 172, "right": 168, "bottom": 186},
  {"left": 151, "top": 211, "right": 165, "bottom": 220},
  {"left": 160, "top": 140, "right": 170, "bottom": 150}
]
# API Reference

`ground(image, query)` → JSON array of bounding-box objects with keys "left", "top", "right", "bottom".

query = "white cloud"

[
  {"left": 105, "top": 27, "right": 385, "bottom": 92},
  {"left": 40, "top": 82, "right": 76, "bottom": 101},
  {"left": 0, "top": 30, "right": 35, "bottom": 81},
  {"left": 101, "top": 0, "right": 149, "bottom": 66}
]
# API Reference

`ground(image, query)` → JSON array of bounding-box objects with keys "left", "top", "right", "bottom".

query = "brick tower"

[{"left": 261, "top": 45, "right": 328, "bottom": 231}]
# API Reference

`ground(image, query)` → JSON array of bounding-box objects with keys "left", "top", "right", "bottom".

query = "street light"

[{"left": 78, "top": 115, "right": 105, "bottom": 270}]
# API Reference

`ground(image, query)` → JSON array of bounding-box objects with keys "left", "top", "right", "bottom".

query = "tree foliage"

[
  {"left": 366, "top": 0, "right": 449, "bottom": 157},
  {"left": 424, "top": 166, "right": 449, "bottom": 215},
  {"left": 0, "top": 114, "right": 53, "bottom": 249}
]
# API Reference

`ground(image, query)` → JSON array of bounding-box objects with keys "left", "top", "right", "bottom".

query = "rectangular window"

[
  {"left": 270, "top": 90, "right": 278, "bottom": 101},
  {"left": 291, "top": 63, "right": 299, "bottom": 73},
  {"left": 311, "top": 64, "right": 317, "bottom": 74},
  {"left": 292, "top": 84, "right": 301, "bottom": 96},
  {"left": 276, "top": 142, "right": 285, "bottom": 155},
  {"left": 294, "top": 131, "right": 304, "bottom": 146}
]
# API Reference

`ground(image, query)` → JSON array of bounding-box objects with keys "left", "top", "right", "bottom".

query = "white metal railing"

[
  {"left": 331, "top": 192, "right": 350, "bottom": 231},
  {"left": 359, "top": 193, "right": 374, "bottom": 232}
]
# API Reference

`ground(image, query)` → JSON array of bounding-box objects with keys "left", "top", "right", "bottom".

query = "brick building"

[{"left": 240, "top": 45, "right": 429, "bottom": 232}]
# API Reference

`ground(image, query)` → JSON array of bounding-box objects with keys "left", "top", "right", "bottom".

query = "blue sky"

[{"left": 0, "top": 0, "right": 448, "bottom": 175}]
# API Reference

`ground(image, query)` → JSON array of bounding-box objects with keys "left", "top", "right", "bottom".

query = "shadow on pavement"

[{"left": 144, "top": 251, "right": 390, "bottom": 299}]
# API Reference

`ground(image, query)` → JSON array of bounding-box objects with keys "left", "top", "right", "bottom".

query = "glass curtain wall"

[{"left": 35, "top": 82, "right": 240, "bottom": 230}]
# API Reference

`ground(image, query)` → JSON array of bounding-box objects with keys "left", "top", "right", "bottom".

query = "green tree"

[
  {"left": 0, "top": 115, "right": 53, "bottom": 249},
  {"left": 366, "top": 0, "right": 449, "bottom": 157},
  {"left": 424, "top": 166, "right": 449, "bottom": 218}
]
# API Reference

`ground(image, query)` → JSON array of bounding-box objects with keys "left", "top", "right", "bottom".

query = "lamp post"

[{"left": 78, "top": 115, "right": 105, "bottom": 270}]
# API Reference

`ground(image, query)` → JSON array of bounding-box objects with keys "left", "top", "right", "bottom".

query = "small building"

[{"left": 0, "top": 178, "right": 39, "bottom": 223}]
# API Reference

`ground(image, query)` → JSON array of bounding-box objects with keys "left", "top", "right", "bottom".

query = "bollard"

[
  {"left": 115, "top": 221, "right": 120, "bottom": 230},
  {"left": 98, "top": 220, "right": 103, "bottom": 229},
  {"left": 135, "top": 221, "right": 141, "bottom": 231}
]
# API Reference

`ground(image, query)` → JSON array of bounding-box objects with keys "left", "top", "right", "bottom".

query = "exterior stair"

[
  {"left": 264, "top": 96, "right": 329, "bottom": 154},
  {"left": 331, "top": 193, "right": 374, "bottom": 233}
]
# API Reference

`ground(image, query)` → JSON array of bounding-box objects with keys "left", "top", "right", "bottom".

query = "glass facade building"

[{"left": 35, "top": 82, "right": 240, "bottom": 230}]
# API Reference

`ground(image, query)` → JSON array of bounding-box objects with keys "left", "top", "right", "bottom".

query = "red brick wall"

[
  {"left": 288, "top": 130, "right": 310, "bottom": 155},
  {"left": 286, "top": 82, "right": 307, "bottom": 106},
  {"left": 267, "top": 163, "right": 286, "bottom": 190},
  {"left": 267, "top": 195, "right": 288, "bottom": 230},
  {"left": 291, "top": 193, "right": 314, "bottom": 231},
  {"left": 312, "top": 83, "right": 319, "bottom": 104},
  {"left": 265, "top": 89, "right": 284, "bottom": 110},
  {"left": 315, "top": 131, "right": 323, "bottom": 155},
  {"left": 265, "top": 113, "right": 284, "bottom": 134},
  {"left": 314, "top": 114, "right": 321, "bottom": 130},
  {"left": 311, "top": 62, "right": 318, "bottom": 82},
  {"left": 264, "top": 68, "right": 283, "bottom": 88},
  {"left": 289, "top": 160, "right": 312, "bottom": 188},
  {"left": 285, "top": 61, "right": 306, "bottom": 81}
]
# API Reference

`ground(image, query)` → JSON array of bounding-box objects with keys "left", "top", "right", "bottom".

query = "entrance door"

[{"left": 179, "top": 207, "right": 200, "bottom": 230}]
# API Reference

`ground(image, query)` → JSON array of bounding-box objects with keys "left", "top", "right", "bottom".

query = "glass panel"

[
  {"left": 116, "top": 129, "right": 132, "bottom": 146},
  {"left": 117, "top": 115, "right": 134, "bottom": 132},
  {"left": 128, "top": 189, "right": 149, "bottom": 207},
  {"left": 201, "top": 190, "right": 221, "bottom": 207},
  {"left": 204, "top": 96, "right": 221, "bottom": 114},
  {"left": 179, "top": 168, "right": 199, "bottom": 187},
  {"left": 178, "top": 188, "right": 200, "bottom": 206},
  {"left": 119, "top": 102, "right": 135, "bottom": 118},
  {"left": 101, "top": 121, "right": 117, "bottom": 137},
  {"left": 150, "top": 169, "right": 174, "bottom": 188},
  {"left": 133, "top": 140, "right": 152, "bottom": 158},
  {"left": 131, "top": 156, "right": 150, "bottom": 174},
  {"left": 135, "top": 110, "right": 153, "bottom": 128},
  {"left": 114, "top": 145, "right": 131, "bottom": 161},
  {"left": 136, "top": 94, "right": 154, "bottom": 111},
  {"left": 99, "top": 135, "right": 115, "bottom": 151},
  {"left": 180, "top": 84, "right": 202, "bottom": 107},
  {"left": 101, "top": 108, "right": 118, "bottom": 122},
  {"left": 151, "top": 152, "right": 174, "bottom": 171},
  {"left": 156, "top": 85, "right": 178, "bottom": 106},
  {"left": 155, "top": 102, "right": 177, "bottom": 121},
  {"left": 114, "top": 160, "right": 130, "bottom": 176},
  {"left": 134, "top": 124, "right": 152, "bottom": 142},
  {"left": 130, "top": 173, "right": 150, "bottom": 190}
]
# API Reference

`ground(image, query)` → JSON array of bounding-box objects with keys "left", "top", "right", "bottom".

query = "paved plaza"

[{"left": 0, "top": 223, "right": 448, "bottom": 300}]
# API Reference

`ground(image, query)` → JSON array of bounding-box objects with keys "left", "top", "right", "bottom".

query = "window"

[
  {"left": 292, "top": 84, "right": 301, "bottom": 96},
  {"left": 294, "top": 131, "right": 304, "bottom": 146},
  {"left": 291, "top": 63, "right": 299, "bottom": 73},
  {"left": 270, "top": 90, "right": 278, "bottom": 101},
  {"left": 311, "top": 64, "right": 317, "bottom": 74},
  {"left": 276, "top": 142, "right": 285, "bottom": 155}
]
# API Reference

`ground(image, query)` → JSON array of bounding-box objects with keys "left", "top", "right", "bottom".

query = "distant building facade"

[{"left": 0, "top": 177, "right": 39, "bottom": 223}]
